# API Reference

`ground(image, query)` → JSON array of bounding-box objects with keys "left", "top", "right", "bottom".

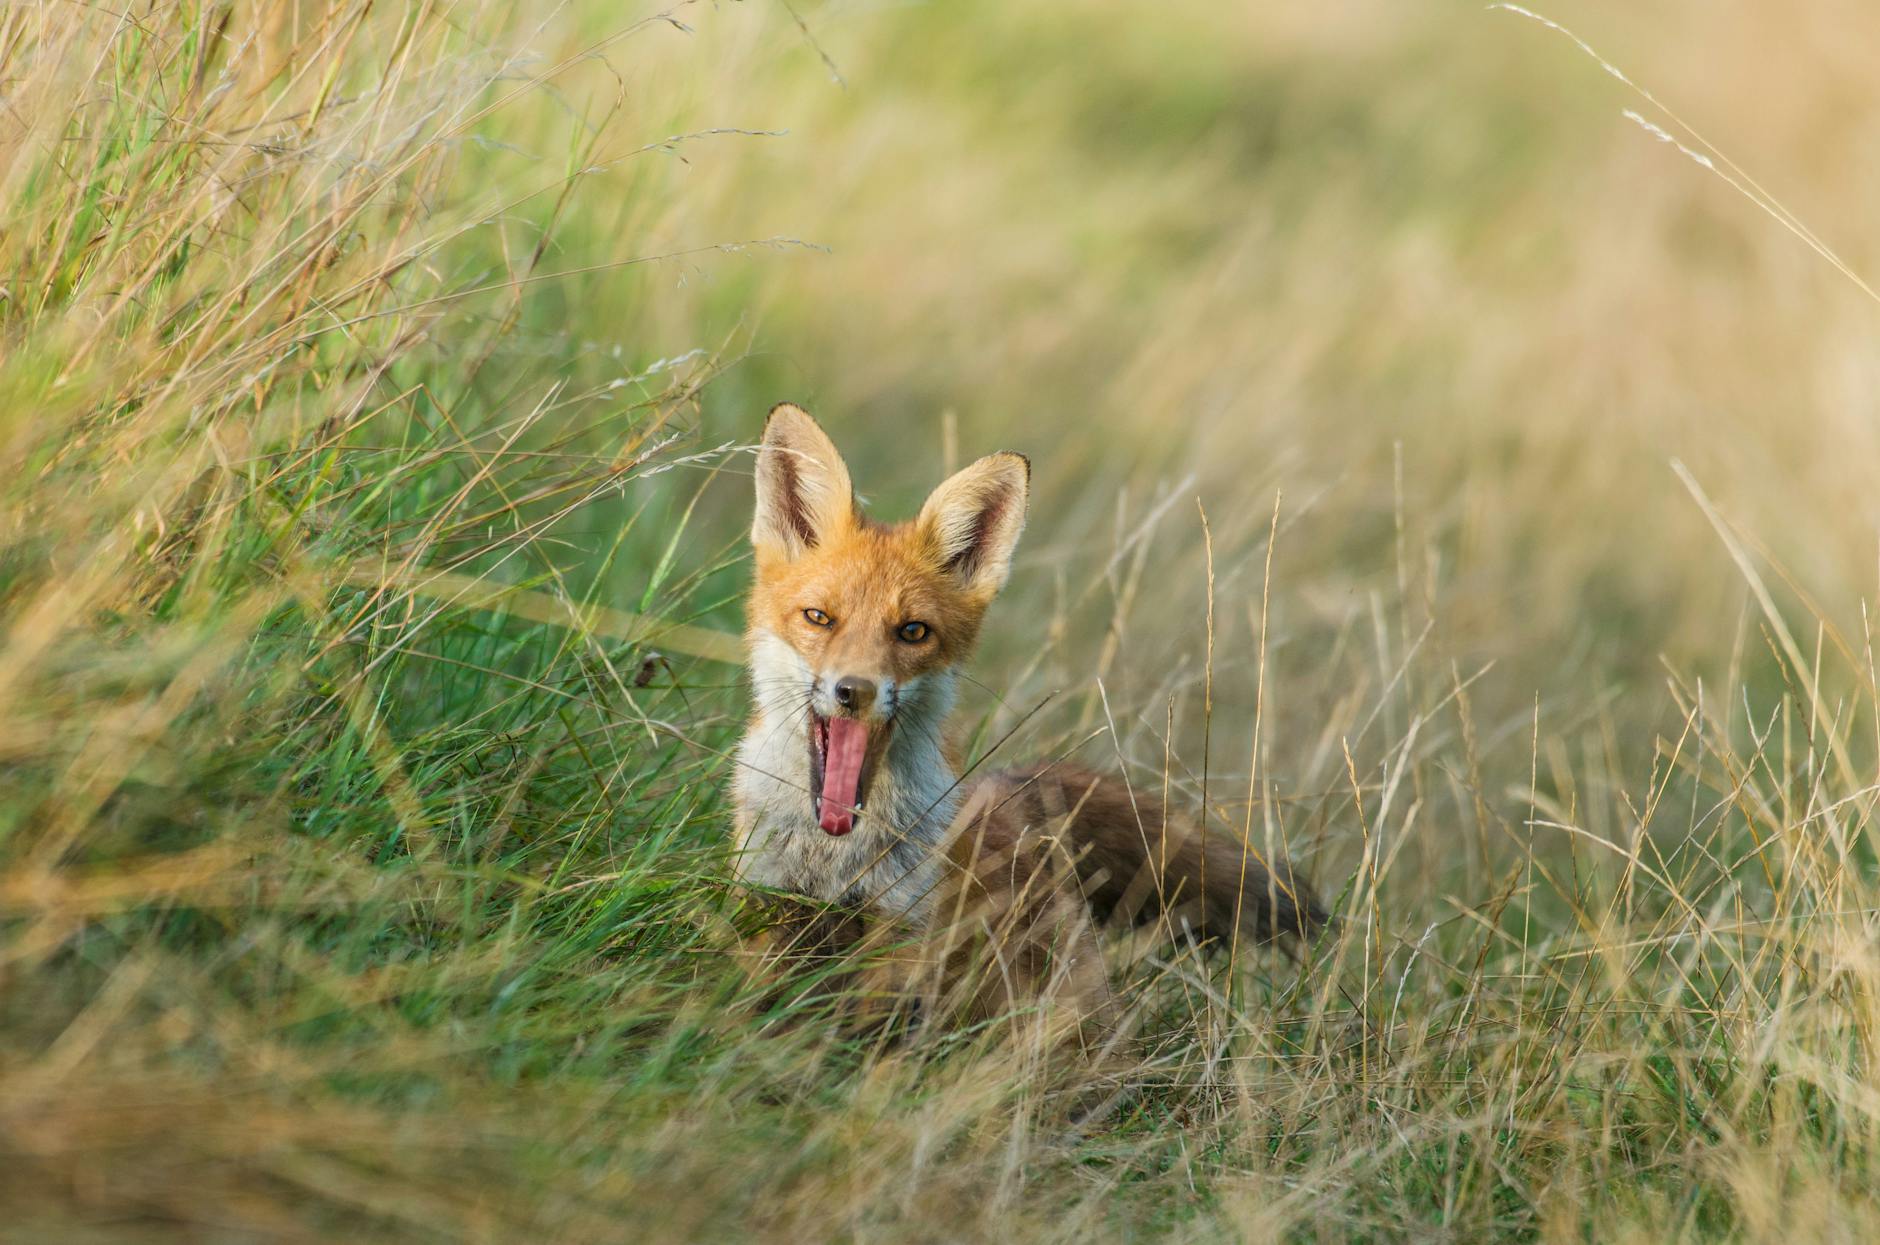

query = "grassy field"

[{"left": 4, "top": 1, "right": 1880, "bottom": 1239}]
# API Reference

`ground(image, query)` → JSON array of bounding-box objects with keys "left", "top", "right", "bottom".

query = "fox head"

[{"left": 745, "top": 403, "right": 1029, "bottom": 837}]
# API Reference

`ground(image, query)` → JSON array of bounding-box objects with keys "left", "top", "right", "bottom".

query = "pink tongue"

[{"left": 818, "top": 717, "right": 869, "bottom": 836}]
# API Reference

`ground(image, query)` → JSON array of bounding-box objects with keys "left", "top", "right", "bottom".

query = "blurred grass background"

[{"left": 3, "top": 1, "right": 1879, "bottom": 1240}]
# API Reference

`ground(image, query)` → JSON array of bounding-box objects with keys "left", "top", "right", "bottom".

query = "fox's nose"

[{"left": 832, "top": 676, "right": 878, "bottom": 716}]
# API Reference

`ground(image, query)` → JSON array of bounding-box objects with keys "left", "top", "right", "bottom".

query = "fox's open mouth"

[{"left": 807, "top": 712, "right": 893, "bottom": 837}]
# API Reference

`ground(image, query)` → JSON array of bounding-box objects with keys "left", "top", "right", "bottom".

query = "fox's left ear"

[
  {"left": 917, "top": 452, "right": 1029, "bottom": 598},
  {"left": 753, "top": 403, "right": 856, "bottom": 560}
]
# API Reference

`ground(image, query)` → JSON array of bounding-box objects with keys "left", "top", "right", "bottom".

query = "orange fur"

[{"left": 749, "top": 522, "right": 994, "bottom": 692}]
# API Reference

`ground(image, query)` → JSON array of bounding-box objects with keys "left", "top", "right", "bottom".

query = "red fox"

[{"left": 733, "top": 403, "right": 1324, "bottom": 1037}]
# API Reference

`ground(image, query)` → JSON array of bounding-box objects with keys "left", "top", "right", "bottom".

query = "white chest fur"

[{"left": 731, "top": 632, "right": 959, "bottom": 924}]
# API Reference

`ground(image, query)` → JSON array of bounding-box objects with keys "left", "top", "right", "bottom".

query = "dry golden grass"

[{"left": 3, "top": 1, "right": 1879, "bottom": 1240}]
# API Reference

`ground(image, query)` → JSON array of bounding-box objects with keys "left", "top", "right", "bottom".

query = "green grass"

[{"left": 4, "top": 1, "right": 1880, "bottom": 1240}]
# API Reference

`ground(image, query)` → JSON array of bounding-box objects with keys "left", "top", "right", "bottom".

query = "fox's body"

[{"left": 731, "top": 404, "right": 1323, "bottom": 1033}]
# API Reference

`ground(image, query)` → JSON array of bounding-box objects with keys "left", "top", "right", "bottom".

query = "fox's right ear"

[{"left": 752, "top": 403, "right": 855, "bottom": 559}]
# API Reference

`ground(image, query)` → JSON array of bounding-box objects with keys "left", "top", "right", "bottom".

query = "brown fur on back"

[{"left": 958, "top": 763, "right": 1327, "bottom": 947}]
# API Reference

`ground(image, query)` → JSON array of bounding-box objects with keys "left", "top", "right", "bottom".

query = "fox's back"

[{"left": 947, "top": 763, "right": 1326, "bottom": 945}]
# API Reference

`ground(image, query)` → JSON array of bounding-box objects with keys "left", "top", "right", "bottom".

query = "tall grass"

[
  {"left": 3, "top": 1, "right": 1878, "bottom": 1240},
  {"left": 0, "top": 2, "right": 748, "bottom": 1234}
]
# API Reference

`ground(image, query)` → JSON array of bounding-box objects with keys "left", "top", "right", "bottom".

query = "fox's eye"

[
  {"left": 897, "top": 621, "right": 930, "bottom": 643},
  {"left": 803, "top": 608, "right": 832, "bottom": 628}
]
